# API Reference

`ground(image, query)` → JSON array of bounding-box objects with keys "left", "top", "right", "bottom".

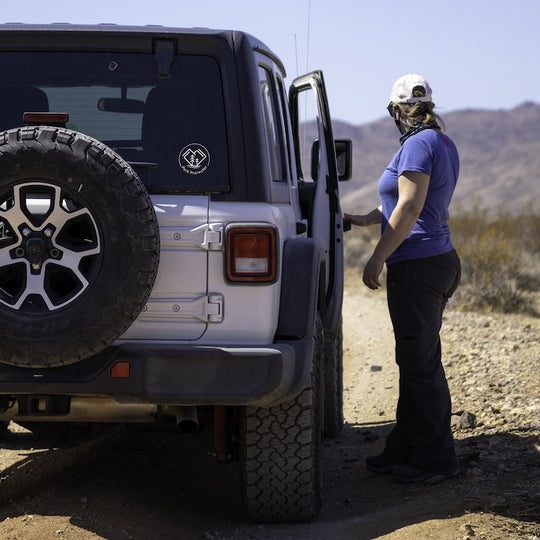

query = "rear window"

[{"left": 0, "top": 51, "right": 229, "bottom": 193}]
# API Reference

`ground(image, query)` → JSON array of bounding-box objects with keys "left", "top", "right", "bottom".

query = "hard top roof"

[
  {"left": 0, "top": 22, "right": 267, "bottom": 49},
  {"left": 0, "top": 23, "right": 285, "bottom": 76}
]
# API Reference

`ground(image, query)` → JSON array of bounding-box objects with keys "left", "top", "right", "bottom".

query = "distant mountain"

[{"left": 333, "top": 102, "right": 540, "bottom": 214}]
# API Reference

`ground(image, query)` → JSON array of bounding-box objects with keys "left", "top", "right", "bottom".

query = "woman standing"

[{"left": 344, "top": 74, "right": 461, "bottom": 483}]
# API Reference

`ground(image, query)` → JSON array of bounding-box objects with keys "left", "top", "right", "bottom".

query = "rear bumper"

[{"left": 0, "top": 339, "right": 313, "bottom": 409}]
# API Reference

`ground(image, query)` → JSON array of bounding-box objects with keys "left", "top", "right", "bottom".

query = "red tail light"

[{"left": 226, "top": 225, "right": 277, "bottom": 283}]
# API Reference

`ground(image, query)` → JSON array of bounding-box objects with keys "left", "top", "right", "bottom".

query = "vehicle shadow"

[
  {"left": 0, "top": 420, "right": 538, "bottom": 539},
  {"left": 0, "top": 423, "right": 124, "bottom": 506}
]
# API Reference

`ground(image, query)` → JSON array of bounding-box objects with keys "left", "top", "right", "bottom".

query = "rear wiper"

[{"left": 128, "top": 161, "right": 159, "bottom": 169}]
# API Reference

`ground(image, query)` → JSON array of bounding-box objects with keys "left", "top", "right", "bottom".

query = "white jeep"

[{"left": 0, "top": 23, "right": 352, "bottom": 522}]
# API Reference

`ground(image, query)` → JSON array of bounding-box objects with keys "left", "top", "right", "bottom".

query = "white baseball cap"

[{"left": 389, "top": 74, "right": 433, "bottom": 104}]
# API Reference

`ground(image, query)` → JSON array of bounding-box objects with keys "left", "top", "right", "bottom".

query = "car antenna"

[
  {"left": 305, "top": 0, "right": 311, "bottom": 73},
  {"left": 293, "top": 0, "right": 312, "bottom": 77}
]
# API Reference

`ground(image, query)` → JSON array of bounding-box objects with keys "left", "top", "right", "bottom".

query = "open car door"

[{"left": 289, "top": 70, "right": 346, "bottom": 333}]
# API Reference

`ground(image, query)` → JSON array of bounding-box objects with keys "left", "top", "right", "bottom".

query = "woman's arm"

[
  {"left": 343, "top": 206, "right": 382, "bottom": 227},
  {"left": 362, "top": 171, "right": 430, "bottom": 289}
]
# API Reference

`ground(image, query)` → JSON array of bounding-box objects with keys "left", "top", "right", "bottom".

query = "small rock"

[
  {"left": 459, "top": 522, "right": 476, "bottom": 539},
  {"left": 459, "top": 411, "right": 477, "bottom": 429},
  {"left": 370, "top": 365, "right": 382, "bottom": 372}
]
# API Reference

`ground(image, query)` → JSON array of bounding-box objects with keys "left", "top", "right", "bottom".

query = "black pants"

[{"left": 384, "top": 249, "right": 461, "bottom": 468}]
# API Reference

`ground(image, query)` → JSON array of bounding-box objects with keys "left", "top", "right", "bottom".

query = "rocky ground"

[
  {"left": 0, "top": 274, "right": 538, "bottom": 539},
  {"left": 337, "top": 273, "right": 539, "bottom": 539}
]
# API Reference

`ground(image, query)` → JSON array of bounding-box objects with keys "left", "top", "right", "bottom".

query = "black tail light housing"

[{"left": 225, "top": 225, "right": 277, "bottom": 283}]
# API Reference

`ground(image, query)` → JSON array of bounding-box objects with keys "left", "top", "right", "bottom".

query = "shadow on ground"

[{"left": 0, "top": 420, "right": 538, "bottom": 539}]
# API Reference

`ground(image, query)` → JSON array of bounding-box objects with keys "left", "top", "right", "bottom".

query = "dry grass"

[
  {"left": 343, "top": 208, "right": 540, "bottom": 315},
  {"left": 450, "top": 208, "right": 539, "bottom": 314}
]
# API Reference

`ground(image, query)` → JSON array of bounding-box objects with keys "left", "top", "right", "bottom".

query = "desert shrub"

[
  {"left": 344, "top": 208, "right": 539, "bottom": 315},
  {"left": 450, "top": 208, "right": 539, "bottom": 314},
  {"left": 343, "top": 225, "right": 380, "bottom": 269},
  {"left": 343, "top": 224, "right": 387, "bottom": 287}
]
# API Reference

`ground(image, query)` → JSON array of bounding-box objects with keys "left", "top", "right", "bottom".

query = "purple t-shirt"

[{"left": 378, "top": 129, "right": 459, "bottom": 264}]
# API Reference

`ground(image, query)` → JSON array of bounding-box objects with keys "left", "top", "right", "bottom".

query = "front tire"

[{"left": 323, "top": 318, "right": 344, "bottom": 438}]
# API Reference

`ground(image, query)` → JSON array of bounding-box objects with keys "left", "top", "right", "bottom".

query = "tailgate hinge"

[
  {"left": 161, "top": 223, "right": 223, "bottom": 251},
  {"left": 202, "top": 224, "right": 223, "bottom": 251},
  {"left": 143, "top": 294, "right": 223, "bottom": 323}
]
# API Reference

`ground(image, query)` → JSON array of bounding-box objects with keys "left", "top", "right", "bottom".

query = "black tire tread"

[
  {"left": 241, "top": 313, "right": 323, "bottom": 522},
  {"left": 323, "top": 320, "right": 344, "bottom": 438}
]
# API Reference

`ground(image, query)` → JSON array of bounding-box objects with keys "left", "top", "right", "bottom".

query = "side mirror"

[{"left": 311, "top": 139, "right": 353, "bottom": 182}]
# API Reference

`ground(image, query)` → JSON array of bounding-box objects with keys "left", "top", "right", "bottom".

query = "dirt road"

[{"left": 0, "top": 276, "right": 538, "bottom": 539}]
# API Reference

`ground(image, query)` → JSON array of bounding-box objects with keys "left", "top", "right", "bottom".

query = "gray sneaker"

[{"left": 392, "top": 463, "right": 460, "bottom": 484}]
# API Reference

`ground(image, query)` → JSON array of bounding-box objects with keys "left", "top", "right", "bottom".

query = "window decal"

[{"left": 178, "top": 143, "right": 210, "bottom": 175}]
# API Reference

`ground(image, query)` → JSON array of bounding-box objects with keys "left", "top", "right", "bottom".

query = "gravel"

[{"left": 0, "top": 281, "right": 538, "bottom": 539}]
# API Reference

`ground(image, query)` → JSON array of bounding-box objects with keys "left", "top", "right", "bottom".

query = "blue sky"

[{"left": 3, "top": 0, "right": 538, "bottom": 124}]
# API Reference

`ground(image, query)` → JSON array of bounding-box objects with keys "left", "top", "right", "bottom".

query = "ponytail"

[{"left": 398, "top": 100, "right": 445, "bottom": 131}]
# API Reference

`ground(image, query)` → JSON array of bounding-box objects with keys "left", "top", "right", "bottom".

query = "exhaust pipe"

[{"left": 175, "top": 406, "right": 199, "bottom": 433}]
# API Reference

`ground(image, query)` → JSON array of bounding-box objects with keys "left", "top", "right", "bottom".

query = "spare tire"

[{"left": 0, "top": 126, "right": 159, "bottom": 368}]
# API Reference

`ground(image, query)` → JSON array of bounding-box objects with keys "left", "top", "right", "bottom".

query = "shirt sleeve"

[{"left": 397, "top": 134, "right": 434, "bottom": 177}]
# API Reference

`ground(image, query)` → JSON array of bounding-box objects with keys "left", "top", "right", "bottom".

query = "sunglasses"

[{"left": 387, "top": 102, "right": 397, "bottom": 118}]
